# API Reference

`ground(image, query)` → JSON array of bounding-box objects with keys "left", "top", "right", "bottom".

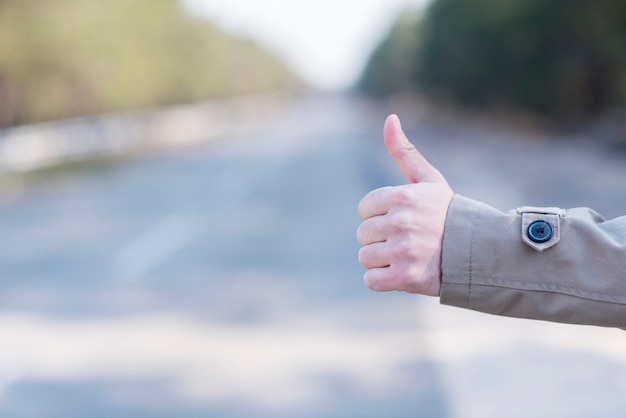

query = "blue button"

[{"left": 528, "top": 220, "right": 553, "bottom": 243}]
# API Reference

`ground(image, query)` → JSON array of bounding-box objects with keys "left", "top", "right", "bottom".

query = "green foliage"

[
  {"left": 0, "top": 0, "right": 301, "bottom": 127},
  {"left": 358, "top": 12, "right": 422, "bottom": 97},
  {"left": 359, "top": 0, "right": 626, "bottom": 120}
]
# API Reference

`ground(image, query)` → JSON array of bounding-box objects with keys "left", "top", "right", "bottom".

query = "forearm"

[{"left": 440, "top": 195, "right": 626, "bottom": 328}]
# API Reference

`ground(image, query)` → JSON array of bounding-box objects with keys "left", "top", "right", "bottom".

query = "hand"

[{"left": 357, "top": 115, "right": 454, "bottom": 296}]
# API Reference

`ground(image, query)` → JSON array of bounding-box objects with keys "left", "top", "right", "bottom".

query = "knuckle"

[
  {"left": 390, "top": 239, "right": 418, "bottom": 261},
  {"left": 390, "top": 187, "right": 415, "bottom": 207},
  {"left": 388, "top": 212, "right": 412, "bottom": 233},
  {"left": 393, "top": 239, "right": 415, "bottom": 258}
]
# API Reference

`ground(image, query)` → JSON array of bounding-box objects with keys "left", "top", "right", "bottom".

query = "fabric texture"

[{"left": 440, "top": 194, "right": 626, "bottom": 328}]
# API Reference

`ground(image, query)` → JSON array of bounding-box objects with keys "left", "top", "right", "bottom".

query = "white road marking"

[{"left": 112, "top": 211, "right": 206, "bottom": 283}]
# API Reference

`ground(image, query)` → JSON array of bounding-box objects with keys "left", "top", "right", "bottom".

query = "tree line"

[
  {"left": 359, "top": 0, "right": 626, "bottom": 122},
  {"left": 0, "top": 0, "right": 301, "bottom": 128}
]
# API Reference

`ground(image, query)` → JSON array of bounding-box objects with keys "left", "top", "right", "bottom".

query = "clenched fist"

[{"left": 357, "top": 115, "right": 454, "bottom": 296}]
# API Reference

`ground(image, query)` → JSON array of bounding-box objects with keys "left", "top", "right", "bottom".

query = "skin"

[{"left": 357, "top": 114, "right": 454, "bottom": 296}]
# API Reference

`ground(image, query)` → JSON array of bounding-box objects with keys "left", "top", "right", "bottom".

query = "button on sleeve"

[
  {"left": 517, "top": 207, "right": 564, "bottom": 252},
  {"left": 527, "top": 220, "right": 553, "bottom": 243}
]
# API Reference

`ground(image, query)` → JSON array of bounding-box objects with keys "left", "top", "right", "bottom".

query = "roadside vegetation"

[
  {"left": 0, "top": 0, "right": 302, "bottom": 128},
  {"left": 359, "top": 0, "right": 626, "bottom": 123}
]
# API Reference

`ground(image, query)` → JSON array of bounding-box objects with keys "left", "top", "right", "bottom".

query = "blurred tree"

[
  {"left": 358, "top": 11, "right": 422, "bottom": 97},
  {"left": 0, "top": 0, "right": 301, "bottom": 127},
  {"left": 359, "top": 0, "right": 626, "bottom": 121}
]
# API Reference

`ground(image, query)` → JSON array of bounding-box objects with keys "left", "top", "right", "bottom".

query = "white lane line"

[{"left": 112, "top": 211, "right": 205, "bottom": 283}]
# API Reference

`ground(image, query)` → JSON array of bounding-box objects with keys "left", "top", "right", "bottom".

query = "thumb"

[{"left": 383, "top": 114, "right": 445, "bottom": 184}]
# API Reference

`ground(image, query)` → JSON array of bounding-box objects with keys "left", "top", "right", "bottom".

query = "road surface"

[{"left": 0, "top": 94, "right": 624, "bottom": 417}]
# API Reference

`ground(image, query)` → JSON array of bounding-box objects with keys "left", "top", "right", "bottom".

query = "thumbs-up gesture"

[{"left": 357, "top": 115, "right": 454, "bottom": 296}]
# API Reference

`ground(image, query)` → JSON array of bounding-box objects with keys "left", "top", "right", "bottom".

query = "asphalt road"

[{"left": 0, "top": 94, "right": 624, "bottom": 417}]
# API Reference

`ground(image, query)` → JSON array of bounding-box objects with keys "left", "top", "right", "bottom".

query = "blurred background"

[{"left": 0, "top": 0, "right": 625, "bottom": 417}]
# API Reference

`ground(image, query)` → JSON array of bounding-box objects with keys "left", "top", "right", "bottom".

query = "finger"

[
  {"left": 383, "top": 114, "right": 445, "bottom": 184},
  {"left": 365, "top": 265, "right": 436, "bottom": 295},
  {"left": 363, "top": 267, "right": 395, "bottom": 292},
  {"left": 358, "top": 186, "right": 395, "bottom": 219},
  {"left": 356, "top": 216, "right": 388, "bottom": 245},
  {"left": 358, "top": 242, "right": 391, "bottom": 269}
]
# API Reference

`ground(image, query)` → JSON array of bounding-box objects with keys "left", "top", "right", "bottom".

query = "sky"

[{"left": 181, "top": 0, "right": 430, "bottom": 91}]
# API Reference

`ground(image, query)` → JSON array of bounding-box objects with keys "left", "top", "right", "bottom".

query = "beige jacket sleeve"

[{"left": 440, "top": 194, "right": 626, "bottom": 328}]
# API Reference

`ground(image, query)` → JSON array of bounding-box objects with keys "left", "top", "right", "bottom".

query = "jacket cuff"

[
  {"left": 439, "top": 194, "right": 484, "bottom": 310},
  {"left": 439, "top": 194, "right": 523, "bottom": 311}
]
